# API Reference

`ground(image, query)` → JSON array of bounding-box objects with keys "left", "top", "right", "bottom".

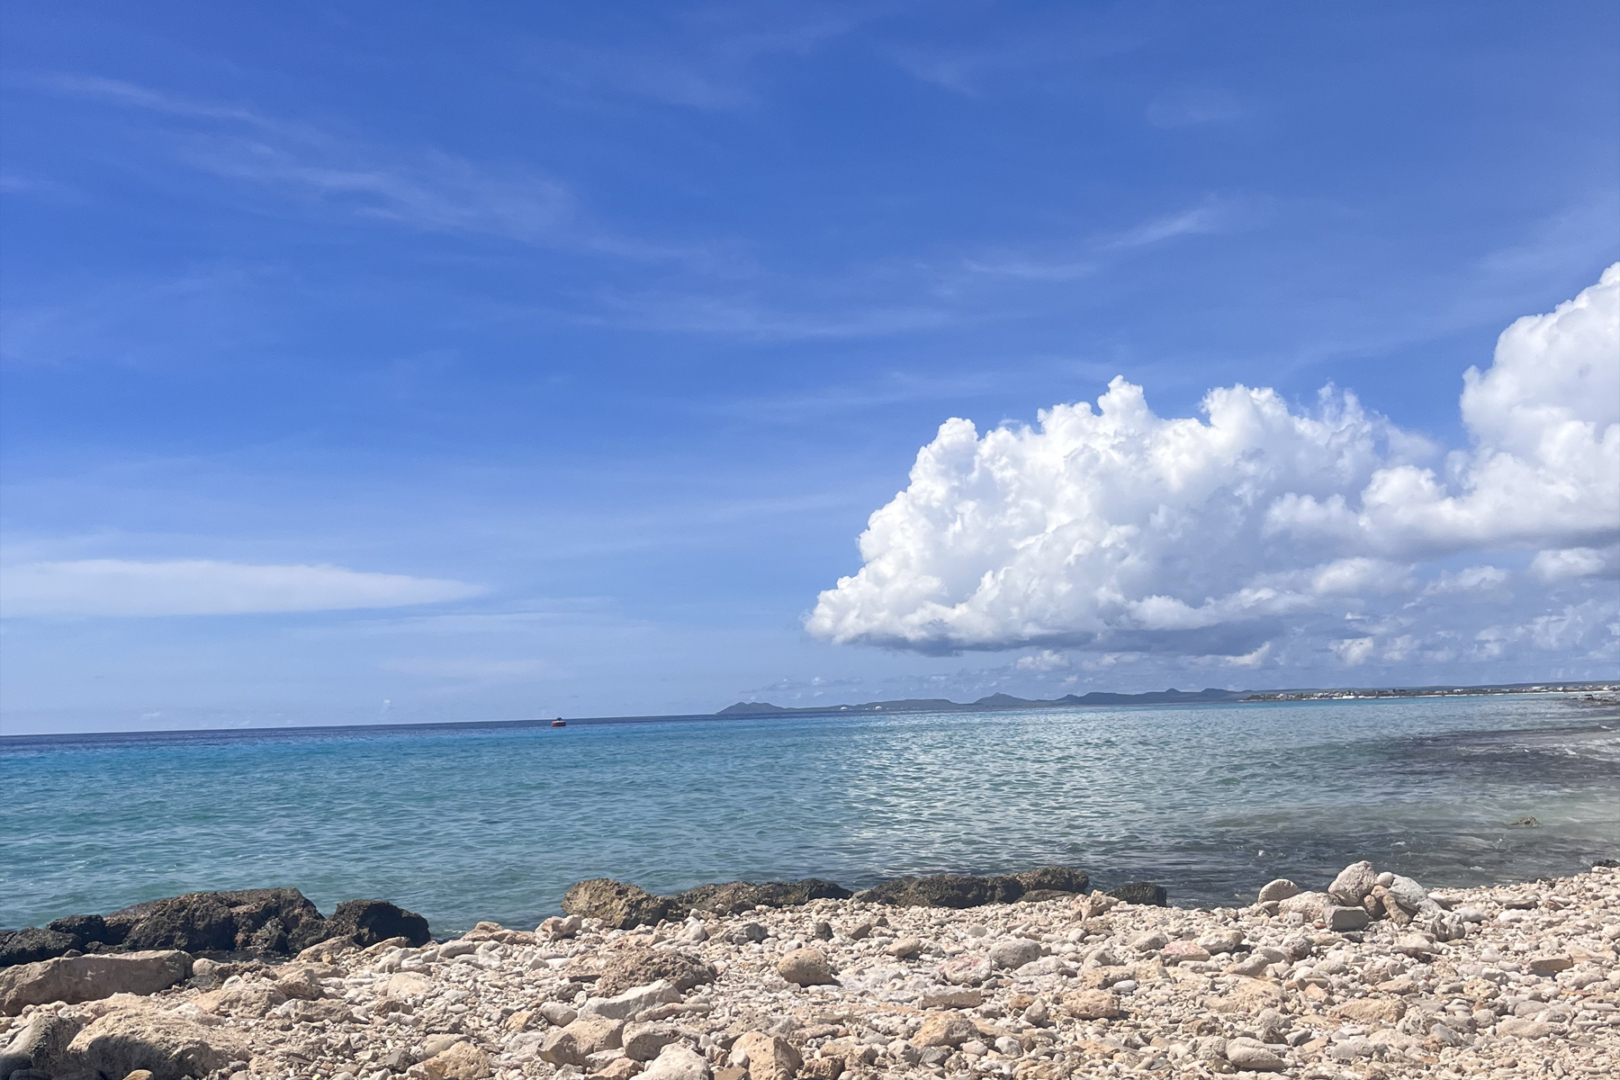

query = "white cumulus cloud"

[
  {"left": 809, "top": 265, "right": 1620, "bottom": 664},
  {"left": 0, "top": 559, "right": 482, "bottom": 617}
]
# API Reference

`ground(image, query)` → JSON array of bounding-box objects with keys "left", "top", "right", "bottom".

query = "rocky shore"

[{"left": 2, "top": 861, "right": 1616, "bottom": 1080}]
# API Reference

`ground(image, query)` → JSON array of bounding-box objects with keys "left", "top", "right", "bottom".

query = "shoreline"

[
  {"left": 9, "top": 838, "right": 1620, "bottom": 943},
  {"left": 2, "top": 861, "right": 1617, "bottom": 1079}
]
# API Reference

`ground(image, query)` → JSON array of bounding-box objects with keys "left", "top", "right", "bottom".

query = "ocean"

[{"left": 3, "top": 694, "right": 1616, "bottom": 935}]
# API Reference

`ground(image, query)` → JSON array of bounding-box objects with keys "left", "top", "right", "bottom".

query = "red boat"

[{"left": 550, "top": 718, "right": 566, "bottom": 727}]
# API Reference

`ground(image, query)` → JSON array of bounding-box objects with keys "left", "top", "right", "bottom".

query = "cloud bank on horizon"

[{"left": 809, "top": 266, "right": 1620, "bottom": 670}]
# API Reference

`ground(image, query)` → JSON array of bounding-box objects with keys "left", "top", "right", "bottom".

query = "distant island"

[{"left": 717, "top": 680, "right": 1619, "bottom": 717}]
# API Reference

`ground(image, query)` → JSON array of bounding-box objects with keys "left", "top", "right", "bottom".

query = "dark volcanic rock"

[
  {"left": 858, "top": 873, "right": 1027, "bottom": 908},
  {"left": 216, "top": 889, "right": 330, "bottom": 953},
  {"left": 1014, "top": 867, "right": 1090, "bottom": 895},
  {"left": 679, "top": 878, "right": 851, "bottom": 916},
  {"left": 563, "top": 879, "right": 685, "bottom": 929},
  {"left": 106, "top": 888, "right": 332, "bottom": 956},
  {"left": 1108, "top": 882, "right": 1169, "bottom": 906},
  {"left": 47, "top": 913, "right": 110, "bottom": 946},
  {"left": 1018, "top": 889, "right": 1076, "bottom": 904},
  {"left": 115, "top": 894, "right": 237, "bottom": 953},
  {"left": 323, "top": 899, "right": 431, "bottom": 947},
  {"left": 593, "top": 946, "right": 718, "bottom": 997},
  {"left": 0, "top": 928, "right": 80, "bottom": 969}
]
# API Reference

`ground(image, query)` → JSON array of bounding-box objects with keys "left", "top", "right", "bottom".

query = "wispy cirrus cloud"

[
  {"left": 522, "top": 4, "right": 872, "bottom": 111},
  {"left": 1101, "top": 196, "right": 1259, "bottom": 250},
  {"left": 1145, "top": 87, "right": 1249, "bottom": 128},
  {"left": 34, "top": 75, "right": 687, "bottom": 260},
  {"left": 0, "top": 559, "right": 482, "bottom": 617},
  {"left": 584, "top": 288, "right": 957, "bottom": 340}
]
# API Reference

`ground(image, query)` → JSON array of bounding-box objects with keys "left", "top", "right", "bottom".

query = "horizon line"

[{"left": 3, "top": 678, "right": 1615, "bottom": 742}]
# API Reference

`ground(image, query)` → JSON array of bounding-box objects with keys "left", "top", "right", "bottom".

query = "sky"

[{"left": 1, "top": 1, "right": 1617, "bottom": 734}]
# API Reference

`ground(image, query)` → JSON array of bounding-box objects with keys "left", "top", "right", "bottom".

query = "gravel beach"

[{"left": 2, "top": 863, "right": 1616, "bottom": 1080}]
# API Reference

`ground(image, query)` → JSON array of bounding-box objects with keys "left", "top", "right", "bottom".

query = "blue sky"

[{"left": 2, "top": 1, "right": 1617, "bottom": 733}]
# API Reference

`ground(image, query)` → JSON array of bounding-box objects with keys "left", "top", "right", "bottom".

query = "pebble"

[
  {"left": 1257, "top": 878, "right": 1301, "bottom": 903},
  {"left": 773, "top": 947, "right": 834, "bottom": 986},
  {"left": 987, "top": 937, "right": 1040, "bottom": 969},
  {"left": 1226, "top": 1035, "right": 1286, "bottom": 1071},
  {"left": 3, "top": 863, "right": 1615, "bottom": 1080}
]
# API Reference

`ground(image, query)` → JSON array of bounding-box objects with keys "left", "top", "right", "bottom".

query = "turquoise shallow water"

[{"left": 2, "top": 695, "right": 1616, "bottom": 934}]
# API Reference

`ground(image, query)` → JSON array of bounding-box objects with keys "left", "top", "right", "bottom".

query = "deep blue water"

[{"left": 3, "top": 695, "right": 1616, "bottom": 934}]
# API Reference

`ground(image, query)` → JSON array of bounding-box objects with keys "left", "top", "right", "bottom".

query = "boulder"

[
  {"left": 564, "top": 879, "right": 684, "bottom": 929},
  {"left": 582, "top": 979, "right": 682, "bottom": 1020},
  {"left": 419, "top": 1040, "right": 491, "bottom": 1080},
  {"left": 218, "top": 888, "right": 330, "bottom": 952},
  {"left": 66, "top": 1005, "right": 250, "bottom": 1080},
  {"left": 539, "top": 1015, "right": 625, "bottom": 1066},
  {"left": 1369, "top": 885, "right": 1409, "bottom": 924},
  {"left": 322, "top": 898, "right": 430, "bottom": 947},
  {"left": 625, "top": 1021, "right": 680, "bottom": 1060},
  {"left": 272, "top": 964, "right": 326, "bottom": 1000},
  {"left": 1278, "top": 891, "right": 1329, "bottom": 919},
  {"left": 0, "top": 928, "right": 80, "bottom": 969},
  {"left": 987, "top": 937, "right": 1041, "bottom": 969},
  {"left": 912, "top": 1011, "right": 977, "bottom": 1048},
  {"left": 918, "top": 989, "right": 982, "bottom": 1009},
  {"left": 1061, "top": 990, "right": 1123, "bottom": 1020},
  {"left": 1497, "top": 1017, "right": 1555, "bottom": 1039},
  {"left": 1075, "top": 891, "right": 1122, "bottom": 918},
  {"left": 1394, "top": 934, "right": 1438, "bottom": 959},
  {"left": 1328, "top": 861, "right": 1377, "bottom": 907},
  {"left": 938, "top": 954, "right": 992, "bottom": 985},
  {"left": 1, "top": 950, "right": 192, "bottom": 1015},
  {"left": 1160, "top": 941, "right": 1210, "bottom": 964},
  {"left": 539, "top": 1001, "right": 578, "bottom": 1027},
  {"left": 730, "top": 1031, "right": 802, "bottom": 1080},
  {"left": 867, "top": 872, "right": 1031, "bottom": 908},
  {"left": 1527, "top": 955, "right": 1573, "bottom": 976},
  {"left": 1012, "top": 867, "right": 1090, "bottom": 895},
  {"left": 113, "top": 894, "right": 235, "bottom": 953},
  {"left": 777, "top": 948, "right": 835, "bottom": 986},
  {"left": 1324, "top": 905, "right": 1370, "bottom": 932},
  {"left": 1385, "top": 875, "right": 1428, "bottom": 914},
  {"left": 1224, "top": 1037, "right": 1286, "bottom": 1071},
  {"left": 191, "top": 982, "right": 287, "bottom": 1019},
  {"left": 46, "top": 913, "right": 108, "bottom": 944},
  {"left": 538, "top": 915, "right": 583, "bottom": 940},
  {"left": 100, "top": 888, "right": 330, "bottom": 957},
  {"left": 641, "top": 1043, "right": 711, "bottom": 1080},
  {"left": 0, "top": 1010, "right": 82, "bottom": 1076},
  {"left": 1107, "top": 882, "right": 1168, "bottom": 906},
  {"left": 1256, "top": 879, "right": 1300, "bottom": 904},
  {"left": 1335, "top": 998, "right": 1405, "bottom": 1023},
  {"left": 595, "top": 1058, "right": 644, "bottom": 1080},
  {"left": 1197, "top": 929, "right": 1245, "bottom": 955},
  {"left": 885, "top": 937, "right": 922, "bottom": 959},
  {"left": 593, "top": 947, "right": 718, "bottom": 997},
  {"left": 678, "top": 879, "right": 850, "bottom": 916}
]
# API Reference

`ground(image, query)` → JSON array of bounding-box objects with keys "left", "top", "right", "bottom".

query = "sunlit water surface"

[{"left": 3, "top": 695, "right": 1615, "bottom": 933}]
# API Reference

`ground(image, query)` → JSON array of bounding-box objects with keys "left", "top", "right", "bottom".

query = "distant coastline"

[
  {"left": 718, "top": 680, "right": 1620, "bottom": 717},
  {"left": 4, "top": 680, "right": 1615, "bottom": 742}
]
